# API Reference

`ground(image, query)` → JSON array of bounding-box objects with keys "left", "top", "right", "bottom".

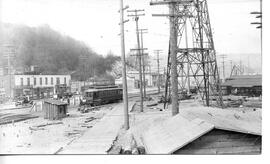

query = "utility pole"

[
  {"left": 219, "top": 54, "right": 227, "bottom": 80},
  {"left": 248, "top": 56, "right": 250, "bottom": 75},
  {"left": 154, "top": 50, "right": 163, "bottom": 94},
  {"left": 119, "top": 0, "right": 129, "bottom": 130},
  {"left": 184, "top": 19, "right": 190, "bottom": 94},
  {"left": 128, "top": 9, "right": 145, "bottom": 113},
  {"left": 150, "top": 1, "right": 179, "bottom": 116},
  {"left": 239, "top": 60, "right": 243, "bottom": 75},
  {"left": 230, "top": 60, "right": 233, "bottom": 74},
  {"left": 139, "top": 29, "right": 148, "bottom": 99}
]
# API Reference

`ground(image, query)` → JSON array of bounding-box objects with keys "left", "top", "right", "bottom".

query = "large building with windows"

[{"left": 0, "top": 74, "right": 71, "bottom": 99}]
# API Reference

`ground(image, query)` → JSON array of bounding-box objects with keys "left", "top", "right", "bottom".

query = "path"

[{"left": 58, "top": 101, "right": 135, "bottom": 154}]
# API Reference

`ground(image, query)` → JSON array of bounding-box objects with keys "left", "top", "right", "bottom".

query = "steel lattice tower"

[{"left": 163, "top": 0, "right": 223, "bottom": 107}]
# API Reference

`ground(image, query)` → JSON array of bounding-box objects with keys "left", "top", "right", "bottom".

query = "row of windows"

[
  {"left": 85, "top": 89, "right": 122, "bottom": 98},
  {"left": 20, "top": 77, "right": 67, "bottom": 86},
  {"left": 97, "top": 89, "right": 122, "bottom": 97}
]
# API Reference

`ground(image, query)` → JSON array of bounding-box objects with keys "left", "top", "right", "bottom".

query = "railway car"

[{"left": 83, "top": 87, "right": 123, "bottom": 106}]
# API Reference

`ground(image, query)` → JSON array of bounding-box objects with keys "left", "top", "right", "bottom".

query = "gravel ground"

[{"left": 0, "top": 104, "right": 116, "bottom": 154}]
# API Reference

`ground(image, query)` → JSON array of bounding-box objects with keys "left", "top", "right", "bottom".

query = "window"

[
  {"left": 34, "top": 78, "right": 36, "bottom": 85},
  {"left": 45, "top": 77, "right": 48, "bottom": 85},
  {"left": 40, "top": 77, "right": 42, "bottom": 85},
  {"left": 51, "top": 77, "right": 53, "bottom": 85},
  {"left": 56, "top": 77, "right": 60, "bottom": 85},
  {"left": 20, "top": 78, "right": 23, "bottom": 86},
  {"left": 27, "top": 78, "right": 30, "bottom": 86}
]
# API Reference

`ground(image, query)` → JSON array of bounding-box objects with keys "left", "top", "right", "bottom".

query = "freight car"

[{"left": 82, "top": 87, "right": 123, "bottom": 106}]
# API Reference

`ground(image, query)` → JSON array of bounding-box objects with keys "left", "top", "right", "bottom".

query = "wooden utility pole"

[
  {"left": 154, "top": 50, "right": 163, "bottom": 94},
  {"left": 139, "top": 29, "right": 148, "bottom": 99},
  {"left": 150, "top": 1, "right": 179, "bottom": 116},
  {"left": 128, "top": 9, "right": 145, "bottom": 112},
  {"left": 230, "top": 60, "right": 233, "bottom": 75},
  {"left": 219, "top": 54, "right": 227, "bottom": 80},
  {"left": 119, "top": 0, "right": 129, "bottom": 130},
  {"left": 169, "top": 4, "right": 179, "bottom": 116},
  {"left": 184, "top": 20, "right": 190, "bottom": 94}
]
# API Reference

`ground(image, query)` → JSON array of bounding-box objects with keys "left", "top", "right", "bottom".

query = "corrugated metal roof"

[{"left": 222, "top": 75, "right": 262, "bottom": 87}]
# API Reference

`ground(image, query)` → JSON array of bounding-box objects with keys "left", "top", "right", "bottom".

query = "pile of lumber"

[{"left": 0, "top": 114, "right": 38, "bottom": 125}]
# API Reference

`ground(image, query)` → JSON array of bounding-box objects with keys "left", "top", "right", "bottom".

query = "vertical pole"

[
  {"left": 184, "top": 20, "right": 190, "bottom": 94},
  {"left": 140, "top": 30, "right": 147, "bottom": 98},
  {"left": 8, "top": 49, "right": 11, "bottom": 97},
  {"left": 222, "top": 57, "right": 225, "bottom": 80},
  {"left": 135, "top": 16, "right": 144, "bottom": 112},
  {"left": 119, "top": 0, "right": 129, "bottom": 130},
  {"left": 157, "top": 52, "right": 160, "bottom": 94},
  {"left": 240, "top": 60, "right": 242, "bottom": 75},
  {"left": 169, "top": 3, "right": 179, "bottom": 116},
  {"left": 230, "top": 60, "right": 233, "bottom": 75},
  {"left": 248, "top": 55, "right": 250, "bottom": 75}
]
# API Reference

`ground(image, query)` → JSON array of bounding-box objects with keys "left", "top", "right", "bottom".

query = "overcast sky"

[{"left": 1, "top": 0, "right": 261, "bottom": 73}]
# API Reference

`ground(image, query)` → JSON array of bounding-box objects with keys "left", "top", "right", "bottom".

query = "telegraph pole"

[
  {"left": 128, "top": 9, "right": 145, "bottom": 112},
  {"left": 154, "top": 50, "right": 163, "bottom": 94},
  {"left": 230, "top": 60, "right": 233, "bottom": 75},
  {"left": 139, "top": 29, "right": 148, "bottom": 99},
  {"left": 119, "top": 0, "right": 129, "bottom": 130},
  {"left": 150, "top": 1, "right": 179, "bottom": 116},
  {"left": 219, "top": 54, "right": 227, "bottom": 80},
  {"left": 184, "top": 20, "right": 190, "bottom": 94}
]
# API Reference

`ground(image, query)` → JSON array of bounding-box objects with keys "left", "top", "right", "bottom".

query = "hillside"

[{"left": 1, "top": 23, "right": 120, "bottom": 80}]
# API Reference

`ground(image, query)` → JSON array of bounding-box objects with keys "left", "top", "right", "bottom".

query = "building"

[
  {"left": 43, "top": 99, "right": 68, "bottom": 120},
  {"left": 142, "top": 106, "right": 261, "bottom": 154},
  {"left": 126, "top": 70, "right": 165, "bottom": 88},
  {"left": 221, "top": 75, "right": 262, "bottom": 96},
  {"left": 0, "top": 74, "right": 71, "bottom": 99},
  {"left": 115, "top": 76, "right": 136, "bottom": 91}
]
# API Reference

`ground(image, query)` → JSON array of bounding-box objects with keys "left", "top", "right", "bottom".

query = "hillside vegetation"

[{"left": 1, "top": 24, "right": 120, "bottom": 80}]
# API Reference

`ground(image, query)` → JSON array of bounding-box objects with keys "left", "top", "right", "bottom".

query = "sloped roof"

[
  {"left": 142, "top": 116, "right": 214, "bottom": 154},
  {"left": 222, "top": 75, "right": 262, "bottom": 87},
  {"left": 180, "top": 107, "right": 261, "bottom": 135},
  {"left": 141, "top": 107, "right": 261, "bottom": 154},
  {"left": 44, "top": 99, "right": 68, "bottom": 106}
]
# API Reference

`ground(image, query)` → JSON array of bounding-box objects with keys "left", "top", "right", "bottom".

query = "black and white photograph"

[{"left": 0, "top": 0, "right": 264, "bottom": 157}]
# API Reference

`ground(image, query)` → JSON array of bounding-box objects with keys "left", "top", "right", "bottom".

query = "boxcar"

[{"left": 84, "top": 87, "right": 123, "bottom": 106}]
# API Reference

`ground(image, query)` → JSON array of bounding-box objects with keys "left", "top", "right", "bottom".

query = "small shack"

[{"left": 43, "top": 99, "right": 68, "bottom": 120}]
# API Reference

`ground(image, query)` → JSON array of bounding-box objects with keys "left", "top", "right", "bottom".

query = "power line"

[
  {"left": 128, "top": 9, "right": 145, "bottom": 113},
  {"left": 153, "top": 50, "right": 163, "bottom": 94},
  {"left": 139, "top": 29, "right": 148, "bottom": 99},
  {"left": 150, "top": 0, "right": 179, "bottom": 116},
  {"left": 119, "top": 0, "right": 129, "bottom": 130},
  {"left": 219, "top": 54, "right": 227, "bottom": 80}
]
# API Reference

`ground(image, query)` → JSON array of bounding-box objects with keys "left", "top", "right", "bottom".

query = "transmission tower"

[{"left": 151, "top": 0, "right": 223, "bottom": 107}]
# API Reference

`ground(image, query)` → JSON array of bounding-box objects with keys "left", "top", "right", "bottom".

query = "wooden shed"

[{"left": 43, "top": 99, "right": 68, "bottom": 120}]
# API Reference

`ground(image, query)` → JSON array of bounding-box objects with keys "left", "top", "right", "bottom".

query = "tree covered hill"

[{"left": 1, "top": 23, "right": 120, "bottom": 80}]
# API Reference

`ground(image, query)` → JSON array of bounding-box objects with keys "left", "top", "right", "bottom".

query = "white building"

[
  {"left": 126, "top": 70, "right": 165, "bottom": 88},
  {"left": 115, "top": 76, "right": 136, "bottom": 91},
  {"left": 14, "top": 75, "right": 70, "bottom": 88},
  {"left": 0, "top": 74, "right": 71, "bottom": 98}
]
